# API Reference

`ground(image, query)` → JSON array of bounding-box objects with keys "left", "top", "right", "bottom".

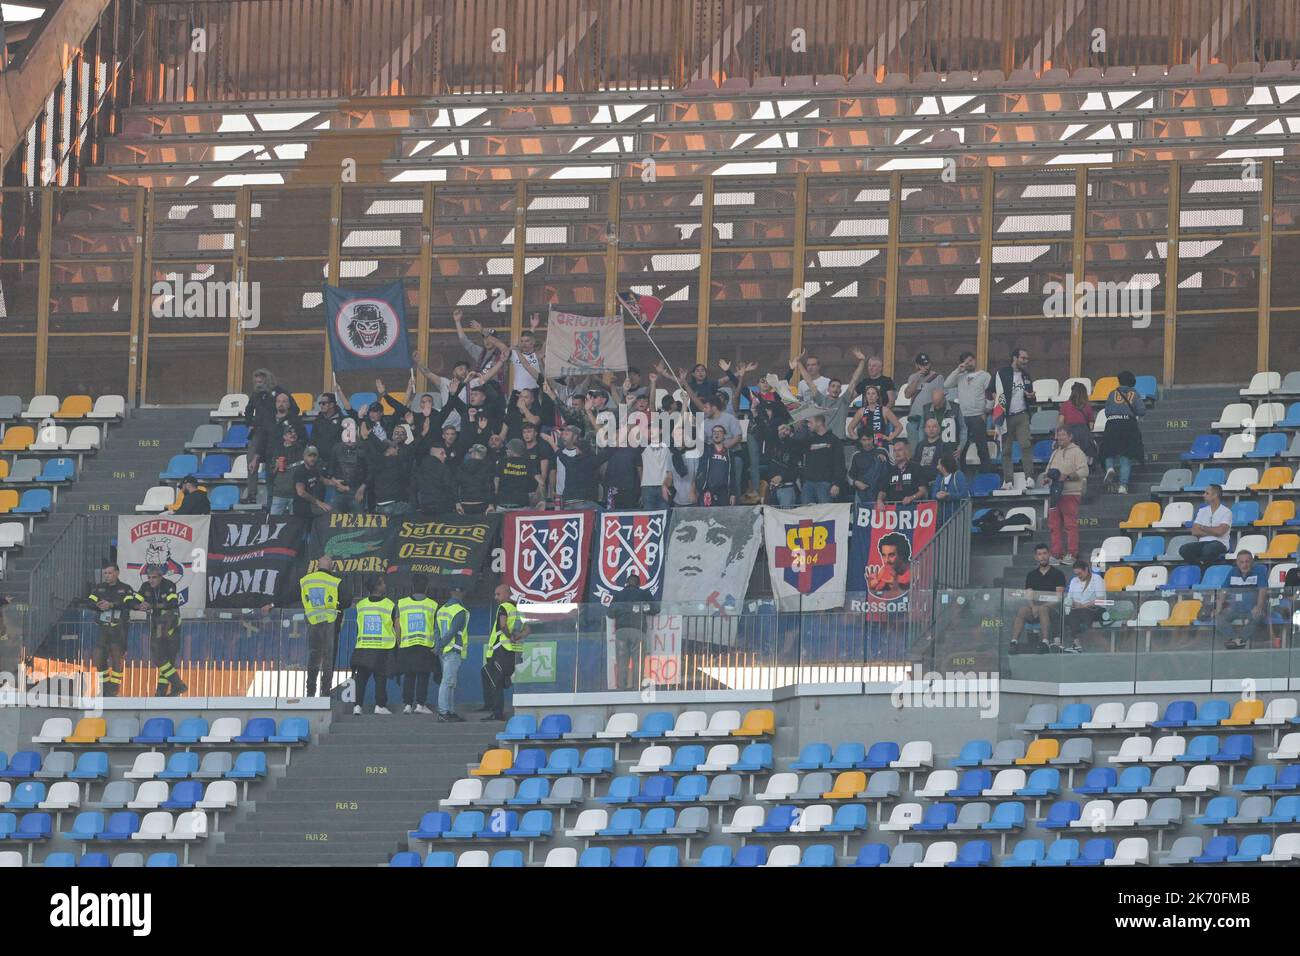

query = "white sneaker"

[
  {"left": 414, "top": 705, "right": 434, "bottom": 715},
  {"left": 1062, "top": 554, "right": 1076, "bottom": 565},
  {"left": 1117, "top": 484, "right": 1128, "bottom": 495},
  {"left": 352, "top": 705, "right": 362, "bottom": 716},
  {"left": 402, "top": 704, "right": 412, "bottom": 715},
  {"left": 1104, "top": 467, "right": 1116, "bottom": 486},
  {"left": 373, "top": 706, "right": 392, "bottom": 715},
  {"left": 1000, "top": 480, "right": 1015, "bottom": 491}
]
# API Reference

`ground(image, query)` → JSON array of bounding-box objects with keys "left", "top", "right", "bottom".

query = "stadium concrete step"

[{"left": 204, "top": 709, "right": 502, "bottom": 866}]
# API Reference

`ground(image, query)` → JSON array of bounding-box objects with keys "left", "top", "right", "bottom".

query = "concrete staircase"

[
  {"left": 3, "top": 407, "right": 214, "bottom": 607},
  {"left": 205, "top": 711, "right": 494, "bottom": 866},
  {"left": 971, "top": 385, "right": 1239, "bottom": 588}
]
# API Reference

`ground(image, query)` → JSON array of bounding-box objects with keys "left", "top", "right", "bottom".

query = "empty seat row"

[
  {"left": 0, "top": 426, "right": 101, "bottom": 453},
  {"left": 0, "top": 779, "right": 236, "bottom": 812},
  {"left": 1153, "top": 466, "right": 1300, "bottom": 495},
  {"left": 1020, "top": 699, "right": 1299, "bottom": 733},
  {"left": 0, "top": 750, "right": 267, "bottom": 784},
  {"left": 0, "top": 395, "right": 124, "bottom": 422},
  {"left": 38, "top": 715, "right": 309, "bottom": 747}
]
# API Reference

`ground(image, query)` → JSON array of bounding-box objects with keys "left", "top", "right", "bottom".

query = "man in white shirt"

[
  {"left": 1179, "top": 484, "right": 1233, "bottom": 565},
  {"left": 793, "top": 353, "right": 832, "bottom": 400},
  {"left": 1063, "top": 558, "right": 1105, "bottom": 651}
]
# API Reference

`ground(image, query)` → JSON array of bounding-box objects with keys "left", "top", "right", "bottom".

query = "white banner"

[
  {"left": 116, "top": 515, "right": 210, "bottom": 615},
  {"left": 644, "top": 612, "right": 683, "bottom": 686},
  {"left": 763, "top": 503, "right": 852, "bottom": 612},
  {"left": 543, "top": 308, "right": 628, "bottom": 377},
  {"left": 661, "top": 506, "right": 763, "bottom": 613}
]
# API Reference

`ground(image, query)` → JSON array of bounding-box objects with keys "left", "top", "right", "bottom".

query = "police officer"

[
  {"left": 138, "top": 568, "right": 187, "bottom": 697},
  {"left": 435, "top": 584, "right": 470, "bottom": 721},
  {"left": 396, "top": 573, "right": 440, "bottom": 715},
  {"left": 480, "top": 584, "right": 528, "bottom": 721},
  {"left": 351, "top": 576, "right": 396, "bottom": 715},
  {"left": 299, "top": 554, "right": 350, "bottom": 698},
  {"left": 86, "top": 564, "right": 141, "bottom": 697}
]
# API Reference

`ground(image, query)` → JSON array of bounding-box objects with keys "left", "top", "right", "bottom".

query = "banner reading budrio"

[{"left": 848, "top": 501, "right": 939, "bottom": 618}]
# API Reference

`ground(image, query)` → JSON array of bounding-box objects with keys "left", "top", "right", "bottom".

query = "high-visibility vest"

[
  {"left": 354, "top": 597, "right": 396, "bottom": 650},
  {"left": 437, "top": 601, "right": 470, "bottom": 658},
  {"left": 300, "top": 571, "right": 342, "bottom": 625},
  {"left": 487, "top": 601, "right": 522, "bottom": 658},
  {"left": 398, "top": 596, "right": 439, "bottom": 649}
]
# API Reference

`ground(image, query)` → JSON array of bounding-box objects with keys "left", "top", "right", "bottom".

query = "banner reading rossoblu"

[{"left": 847, "top": 502, "right": 938, "bottom": 618}]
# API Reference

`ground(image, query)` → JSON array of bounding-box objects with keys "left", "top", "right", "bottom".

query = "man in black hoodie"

[
  {"left": 243, "top": 371, "right": 295, "bottom": 502},
  {"left": 543, "top": 427, "right": 609, "bottom": 509},
  {"left": 325, "top": 423, "right": 368, "bottom": 513},
  {"left": 793, "top": 415, "right": 846, "bottom": 504},
  {"left": 364, "top": 426, "right": 415, "bottom": 516},
  {"left": 412, "top": 444, "right": 457, "bottom": 514}
]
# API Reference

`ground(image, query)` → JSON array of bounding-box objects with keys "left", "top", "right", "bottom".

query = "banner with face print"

[
  {"left": 324, "top": 281, "right": 412, "bottom": 371},
  {"left": 117, "top": 516, "right": 210, "bottom": 613},
  {"left": 590, "top": 510, "right": 668, "bottom": 604},
  {"left": 661, "top": 506, "right": 763, "bottom": 614},
  {"left": 764, "top": 503, "right": 852, "bottom": 612},
  {"left": 848, "top": 502, "right": 939, "bottom": 619},
  {"left": 502, "top": 509, "right": 596, "bottom": 603}
]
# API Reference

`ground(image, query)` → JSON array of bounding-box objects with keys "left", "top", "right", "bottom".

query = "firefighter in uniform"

[
  {"left": 351, "top": 576, "right": 396, "bottom": 715},
  {"left": 396, "top": 573, "right": 440, "bottom": 715},
  {"left": 480, "top": 583, "right": 528, "bottom": 721},
  {"left": 435, "top": 584, "right": 470, "bottom": 721},
  {"left": 298, "top": 554, "right": 349, "bottom": 698},
  {"left": 87, "top": 564, "right": 141, "bottom": 697},
  {"left": 138, "top": 568, "right": 187, "bottom": 697}
]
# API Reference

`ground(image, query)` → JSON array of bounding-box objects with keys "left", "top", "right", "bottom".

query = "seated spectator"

[
  {"left": 1180, "top": 484, "right": 1232, "bottom": 566},
  {"left": 1099, "top": 370, "right": 1146, "bottom": 495},
  {"left": 1010, "top": 545, "right": 1066, "bottom": 652},
  {"left": 173, "top": 476, "right": 211, "bottom": 515},
  {"left": 793, "top": 415, "right": 845, "bottom": 505},
  {"left": 1062, "top": 558, "right": 1104, "bottom": 651},
  {"left": 455, "top": 444, "right": 495, "bottom": 514},
  {"left": 879, "top": 437, "right": 933, "bottom": 506},
  {"left": 1217, "top": 550, "right": 1269, "bottom": 650},
  {"left": 913, "top": 417, "right": 954, "bottom": 470}
]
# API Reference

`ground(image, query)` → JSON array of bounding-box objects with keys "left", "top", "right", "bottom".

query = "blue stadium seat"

[
  {"left": 574, "top": 748, "right": 614, "bottom": 776},
  {"left": 195, "top": 455, "right": 231, "bottom": 481},
  {"left": 1110, "top": 766, "right": 1152, "bottom": 794},
  {"left": 389, "top": 852, "right": 422, "bottom": 867},
  {"left": 13, "top": 490, "right": 51, "bottom": 516},
  {"left": 5, "top": 781, "right": 44, "bottom": 809},
  {"left": 731, "top": 743, "right": 773, "bottom": 772},
  {"left": 982, "top": 802, "right": 1026, "bottom": 832},
  {"left": 234, "top": 717, "right": 277, "bottom": 743},
  {"left": 667, "top": 775, "right": 707, "bottom": 802},
  {"left": 216, "top": 424, "right": 250, "bottom": 450},
  {"left": 132, "top": 718, "right": 175, "bottom": 745},
  {"left": 1048, "top": 703, "right": 1092, "bottom": 730},
  {"left": 1040, "top": 800, "right": 1082, "bottom": 829},
  {"left": 859, "top": 741, "right": 901, "bottom": 768},
  {"left": 599, "top": 808, "right": 641, "bottom": 837},
  {"left": 497, "top": 715, "right": 536, "bottom": 741},
  {"left": 1123, "top": 536, "right": 1165, "bottom": 562},
  {"left": 531, "top": 714, "right": 571, "bottom": 740},
  {"left": 0, "top": 752, "right": 40, "bottom": 779},
  {"left": 1135, "top": 376, "right": 1158, "bottom": 402},
  {"left": 1070, "top": 838, "right": 1115, "bottom": 866},
  {"left": 44, "top": 853, "right": 76, "bottom": 867},
  {"left": 423, "top": 852, "right": 455, "bottom": 867},
  {"left": 951, "top": 740, "right": 993, "bottom": 767},
  {"left": 209, "top": 486, "right": 240, "bottom": 512},
  {"left": 12, "top": 812, "right": 52, "bottom": 841},
  {"left": 409, "top": 812, "right": 450, "bottom": 839},
  {"left": 1187, "top": 701, "right": 1232, "bottom": 726},
  {"left": 597, "top": 777, "right": 638, "bottom": 805},
  {"left": 612, "top": 846, "right": 645, "bottom": 868},
  {"left": 1212, "top": 735, "right": 1254, "bottom": 764},
  {"left": 1152, "top": 700, "right": 1197, "bottom": 728},
  {"left": 269, "top": 718, "right": 310, "bottom": 744},
  {"left": 1187, "top": 467, "right": 1226, "bottom": 491},
  {"left": 1193, "top": 796, "right": 1238, "bottom": 826},
  {"left": 1281, "top": 403, "right": 1300, "bottom": 428},
  {"left": 160, "top": 781, "right": 203, "bottom": 810},
  {"left": 491, "top": 850, "right": 525, "bottom": 868},
  {"left": 627, "top": 712, "right": 674, "bottom": 739},
  {"left": 445, "top": 811, "right": 484, "bottom": 839},
  {"left": 663, "top": 745, "right": 706, "bottom": 773},
  {"left": 1002, "top": 839, "right": 1045, "bottom": 867},
  {"left": 949, "top": 770, "right": 992, "bottom": 798},
  {"left": 753, "top": 805, "right": 799, "bottom": 833},
  {"left": 513, "top": 810, "right": 553, "bottom": 839},
  {"left": 146, "top": 853, "right": 178, "bottom": 868},
  {"left": 157, "top": 753, "right": 199, "bottom": 780},
  {"left": 507, "top": 778, "right": 550, "bottom": 806},
  {"left": 825, "top": 742, "right": 868, "bottom": 769},
  {"left": 1181, "top": 435, "right": 1223, "bottom": 461},
  {"left": 697, "top": 845, "right": 733, "bottom": 867},
  {"left": 789, "top": 742, "right": 833, "bottom": 770},
  {"left": 476, "top": 809, "right": 518, "bottom": 838},
  {"left": 1246, "top": 433, "right": 1287, "bottom": 459},
  {"left": 503, "top": 748, "right": 546, "bottom": 776},
  {"left": 66, "top": 812, "right": 104, "bottom": 841},
  {"left": 578, "top": 847, "right": 611, "bottom": 867},
  {"left": 167, "top": 718, "right": 210, "bottom": 744},
  {"left": 851, "top": 843, "right": 891, "bottom": 867},
  {"left": 1016, "top": 769, "right": 1061, "bottom": 798},
  {"left": 733, "top": 845, "right": 768, "bottom": 867},
  {"left": 647, "top": 844, "right": 681, "bottom": 868},
  {"left": 1270, "top": 766, "right": 1300, "bottom": 792},
  {"left": 1168, "top": 565, "right": 1202, "bottom": 590},
  {"left": 822, "top": 804, "right": 868, "bottom": 833},
  {"left": 1193, "top": 835, "right": 1237, "bottom": 863},
  {"left": 911, "top": 802, "right": 957, "bottom": 832},
  {"left": 633, "top": 807, "right": 675, "bottom": 836},
  {"left": 971, "top": 473, "right": 1001, "bottom": 497},
  {"left": 1261, "top": 795, "right": 1300, "bottom": 824},
  {"left": 78, "top": 853, "right": 110, "bottom": 867},
  {"left": 1226, "top": 834, "right": 1271, "bottom": 863},
  {"left": 949, "top": 840, "right": 993, "bottom": 867},
  {"left": 1175, "top": 735, "right": 1220, "bottom": 762},
  {"left": 39, "top": 458, "right": 75, "bottom": 482},
  {"left": 632, "top": 775, "right": 674, "bottom": 804},
  {"left": 99, "top": 812, "right": 140, "bottom": 840},
  {"left": 1031, "top": 440, "right": 1053, "bottom": 465},
  {"left": 799, "top": 844, "right": 838, "bottom": 867},
  {"left": 226, "top": 752, "right": 267, "bottom": 780},
  {"left": 1237, "top": 765, "right": 1276, "bottom": 793},
  {"left": 1075, "top": 767, "right": 1118, "bottom": 795},
  {"left": 1038, "top": 839, "right": 1080, "bottom": 866},
  {"left": 536, "top": 748, "right": 579, "bottom": 776},
  {"left": 159, "top": 454, "right": 199, "bottom": 480},
  {"left": 1231, "top": 501, "right": 1261, "bottom": 527}
]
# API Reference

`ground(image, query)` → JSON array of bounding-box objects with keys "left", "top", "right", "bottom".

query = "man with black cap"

[
  {"left": 436, "top": 584, "right": 470, "bottom": 720},
  {"left": 292, "top": 446, "right": 329, "bottom": 516},
  {"left": 174, "top": 476, "right": 211, "bottom": 515},
  {"left": 901, "top": 353, "right": 943, "bottom": 446}
]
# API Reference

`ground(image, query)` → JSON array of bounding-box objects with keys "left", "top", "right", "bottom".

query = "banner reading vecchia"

[
  {"left": 324, "top": 281, "right": 412, "bottom": 371},
  {"left": 764, "top": 503, "right": 852, "bottom": 612},
  {"left": 543, "top": 308, "right": 627, "bottom": 377},
  {"left": 848, "top": 501, "right": 938, "bottom": 618},
  {"left": 116, "top": 516, "right": 210, "bottom": 613},
  {"left": 502, "top": 509, "right": 595, "bottom": 603}
]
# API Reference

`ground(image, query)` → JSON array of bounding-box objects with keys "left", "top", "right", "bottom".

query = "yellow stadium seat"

[
  {"left": 1250, "top": 466, "right": 1293, "bottom": 491},
  {"left": 291, "top": 392, "right": 314, "bottom": 415},
  {"left": 1261, "top": 534, "right": 1300, "bottom": 560},
  {"left": 822, "top": 771, "right": 867, "bottom": 800},
  {"left": 0, "top": 426, "right": 34, "bottom": 451},
  {"left": 0, "top": 460, "right": 8, "bottom": 481},
  {"left": 380, "top": 391, "right": 408, "bottom": 415},
  {"left": 0, "top": 490, "right": 17, "bottom": 514},
  {"left": 1255, "top": 500, "right": 1296, "bottom": 528},
  {"left": 1015, "top": 738, "right": 1060, "bottom": 766},
  {"left": 1221, "top": 699, "right": 1265, "bottom": 727},
  {"left": 1160, "top": 599, "right": 1202, "bottom": 627},
  {"left": 53, "top": 395, "right": 92, "bottom": 419},
  {"left": 469, "top": 748, "right": 513, "bottom": 777},
  {"left": 65, "top": 717, "right": 107, "bottom": 744},
  {"left": 1104, "top": 566, "right": 1136, "bottom": 591},
  {"left": 1090, "top": 376, "right": 1120, "bottom": 403},
  {"left": 732, "top": 709, "right": 775, "bottom": 737},
  {"left": 1118, "top": 502, "right": 1160, "bottom": 529}
]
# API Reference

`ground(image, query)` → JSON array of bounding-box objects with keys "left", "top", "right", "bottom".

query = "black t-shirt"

[
  {"left": 858, "top": 375, "right": 898, "bottom": 402},
  {"left": 1285, "top": 567, "right": 1300, "bottom": 589},
  {"left": 496, "top": 457, "right": 536, "bottom": 507},
  {"left": 290, "top": 462, "right": 325, "bottom": 516},
  {"left": 521, "top": 440, "right": 554, "bottom": 482},
  {"left": 1025, "top": 566, "right": 1067, "bottom": 593},
  {"left": 914, "top": 438, "right": 952, "bottom": 470},
  {"left": 883, "top": 459, "right": 933, "bottom": 502}
]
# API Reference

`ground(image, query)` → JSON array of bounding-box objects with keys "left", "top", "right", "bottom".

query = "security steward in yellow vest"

[
  {"left": 299, "top": 554, "right": 350, "bottom": 698},
  {"left": 396, "top": 573, "right": 440, "bottom": 715},
  {"left": 480, "top": 583, "right": 528, "bottom": 721},
  {"left": 138, "top": 568, "right": 186, "bottom": 697},
  {"left": 351, "top": 576, "right": 397, "bottom": 715},
  {"left": 86, "top": 563, "right": 142, "bottom": 697},
  {"left": 435, "top": 584, "right": 470, "bottom": 721}
]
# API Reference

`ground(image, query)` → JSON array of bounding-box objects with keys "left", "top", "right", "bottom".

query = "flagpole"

[{"left": 618, "top": 297, "right": 690, "bottom": 399}]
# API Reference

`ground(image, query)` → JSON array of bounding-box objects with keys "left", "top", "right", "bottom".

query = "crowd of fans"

[{"left": 170, "top": 314, "right": 1146, "bottom": 561}]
